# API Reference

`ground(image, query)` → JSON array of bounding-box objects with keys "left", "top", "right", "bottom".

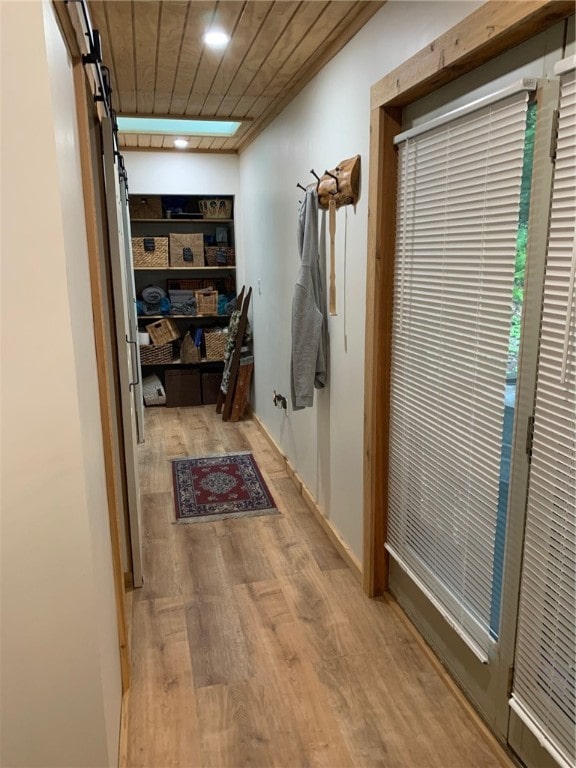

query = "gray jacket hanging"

[{"left": 291, "top": 188, "right": 327, "bottom": 410}]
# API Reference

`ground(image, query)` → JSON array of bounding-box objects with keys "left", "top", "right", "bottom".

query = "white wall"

[
  {"left": 239, "top": 1, "right": 482, "bottom": 560},
  {"left": 125, "top": 151, "right": 239, "bottom": 196},
  {"left": 0, "top": 2, "right": 121, "bottom": 765}
]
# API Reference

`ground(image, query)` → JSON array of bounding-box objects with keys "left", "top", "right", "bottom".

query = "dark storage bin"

[
  {"left": 201, "top": 371, "right": 222, "bottom": 405},
  {"left": 165, "top": 369, "right": 201, "bottom": 407},
  {"left": 129, "top": 195, "right": 163, "bottom": 219}
]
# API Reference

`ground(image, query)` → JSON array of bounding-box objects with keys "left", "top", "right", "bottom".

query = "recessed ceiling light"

[
  {"left": 174, "top": 138, "right": 189, "bottom": 149},
  {"left": 203, "top": 30, "right": 230, "bottom": 49}
]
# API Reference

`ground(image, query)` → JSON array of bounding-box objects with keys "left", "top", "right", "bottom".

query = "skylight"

[{"left": 116, "top": 117, "right": 241, "bottom": 138}]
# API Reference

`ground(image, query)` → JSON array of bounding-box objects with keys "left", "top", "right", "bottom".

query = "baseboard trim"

[
  {"left": 250, "top": 410, "right": 363, "bottom": 583},
  {"left": 118, "top": 688, "right": 130, "bottom": 768}
]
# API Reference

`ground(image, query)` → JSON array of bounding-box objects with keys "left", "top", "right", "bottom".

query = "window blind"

[
  {"left": 387, "top": 88, "right": 532, "bottom": 658},
  {"left": 510, "top": 64, "right": 575, "bottom": 768}
]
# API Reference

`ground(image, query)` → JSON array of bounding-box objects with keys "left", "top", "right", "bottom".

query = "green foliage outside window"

[{"left": 508, "top": 102, "right": 536, "bottom": 380}]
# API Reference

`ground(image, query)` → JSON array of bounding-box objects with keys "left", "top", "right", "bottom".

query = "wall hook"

[
  {"left": 324, "top": 170, "right": 340, "bottom": 191},
  {"left": 296, "top": 183, "right": 306, "bottom": 192},
  {"left": 310, "top": 169, "right": 320, "bottom": 181}
]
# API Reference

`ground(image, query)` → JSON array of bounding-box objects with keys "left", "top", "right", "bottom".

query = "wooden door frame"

[{"left": 363, "top": 0, "right": 574, "bottom": 597}]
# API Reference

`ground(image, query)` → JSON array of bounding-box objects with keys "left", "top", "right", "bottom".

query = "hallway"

[{"left": 126, "top": 406, "right": 514, "bottom": 768}]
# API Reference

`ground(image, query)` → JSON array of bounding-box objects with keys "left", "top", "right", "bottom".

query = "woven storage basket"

[
  {"left": 139, "top": 342, "right": 174, "bottom": 365},
  {"left": 205, "top": 246, "right": 236, "bottom": 266},
  {"left": 180, "top": 332, "right": 201, "bottom": 363},
  {"left": 129, "top": 195, "right": 163, "bottom": 220},
  {"left": 204, "top": 329, "right": 227, "bottom": 361},
  {"left": 167, "top": 278, "right": 204, "bottom": 292},
  {"left": 199, "top": 199, "right": 232, "bottom": 219},
  {"left": 195, "top": 289, "right": 218, "bottom": 315},
  {"left": 169, "top": 233, "right": 205, "bottom": 268},
  {"left": 146, "top": 318, "right": 180, "bottom": 346},
  {"left": 204, "top": 276, "right": 235, "bottom": 293},
  {"left": 132, "top": 236, "right": 169, "bottom": 268}
]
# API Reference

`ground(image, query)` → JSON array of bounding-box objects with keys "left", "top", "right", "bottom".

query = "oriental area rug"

[{"left": 172, "top": 451, "right": 279, "bottom": 523}]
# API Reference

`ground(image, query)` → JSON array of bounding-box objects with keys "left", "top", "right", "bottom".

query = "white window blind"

[
  {"left": 510, "top": 64, "right": 575, "bottom": 768},
  {"left": 387, "top": 88, "right": 532, "bottom": 658}
]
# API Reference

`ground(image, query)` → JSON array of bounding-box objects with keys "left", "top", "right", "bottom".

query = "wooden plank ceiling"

[{"left": 88, "top": 1, "right": 385, "bottom": 153}]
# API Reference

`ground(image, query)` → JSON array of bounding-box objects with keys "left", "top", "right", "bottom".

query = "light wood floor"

[{"left": 128, "top": 405, "right": 513, "bottom": 768}]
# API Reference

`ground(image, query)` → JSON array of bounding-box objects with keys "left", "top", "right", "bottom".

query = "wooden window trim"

[{"left": 363, "top": 0, "right": 574, "bottom": 597}]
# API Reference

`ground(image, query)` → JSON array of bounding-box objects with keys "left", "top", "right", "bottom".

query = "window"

[{"left": 387, "top": 84, "right": 536, "bottom": 658}]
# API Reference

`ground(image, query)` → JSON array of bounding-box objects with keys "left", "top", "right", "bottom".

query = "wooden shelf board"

[
  {"left": 134, "top": 266, "right": 235, "bottom": 271},
  {"left": 141, "top": 359, "right": 224, "bottom": 366},
  {"left": 139, "top": 314, "right": 229, "bottom": 320},
  {"left": 131, "top": 218, "right": 234, "bottom": 223}
]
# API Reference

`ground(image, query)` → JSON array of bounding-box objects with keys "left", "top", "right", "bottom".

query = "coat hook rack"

[
  {"left": 296, "top": 183, "right": 307, "bottom": 192},
  {"left": 310, "top": 169, "right": 321, "bottom": 181},
  {"left": 315, "top": 154, "right": 361, "bottom": 318}
]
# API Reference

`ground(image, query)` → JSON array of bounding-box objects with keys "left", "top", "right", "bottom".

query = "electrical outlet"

[{"left": 273, "top": 391, "right": 287, "bottom": 410}]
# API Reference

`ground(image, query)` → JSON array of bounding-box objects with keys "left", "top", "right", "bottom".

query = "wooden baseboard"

[
  {"left": 249, "top": 410, "right": 363, "bottom": 583},
  {"left": 118, "top": 688, "right": 130, "bottom": 768}
]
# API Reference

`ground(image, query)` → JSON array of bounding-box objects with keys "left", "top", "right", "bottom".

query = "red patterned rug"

[{"left": 172, "top": 451, "right": 278, "bottom": 522}]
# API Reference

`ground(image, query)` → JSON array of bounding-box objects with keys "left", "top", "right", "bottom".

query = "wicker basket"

[
  {"left": 199, "top": 199, "right": 233, "bottom": 219},
  {"left": 180, "top": 332, "right": 201, "bottom": 363},
  {"left": 169, "top": 233, "right": 205, "bottom": 268},
  {"left": 167, "top": 278, "right": 204, "bottom": 292},
  {"left": 129, "top": 195, "right": 163, "bottom": 220},
  {"left": 204, "top": 276, "right": 235, "bottom": 293},
  {"left": 139, "top": 342, "right": 174, "bottom": 365},
  {"left": 146, "top": 318, "right": 180, "bottom": 346},
  {"left": 132, "top": 236, "right": 169, "bottom": 268},
  {"left": 205, "top": 246, "right": 236, "bottom": 267},
  {"left": 195, "top": 289, "right": 218, "bottom": 315},
  {"left": 204, "top": 329, "right": 227, "bottom": 361}
]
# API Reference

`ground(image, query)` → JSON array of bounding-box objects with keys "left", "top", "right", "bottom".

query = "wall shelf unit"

[{"left": 130, "top": 194, "right": 236, "bottom": 406}]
